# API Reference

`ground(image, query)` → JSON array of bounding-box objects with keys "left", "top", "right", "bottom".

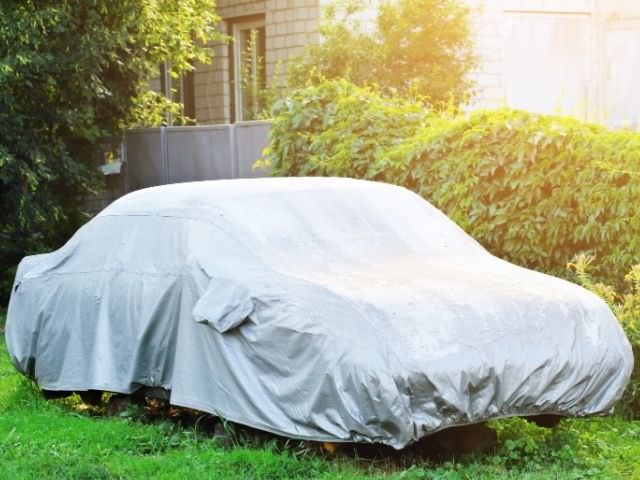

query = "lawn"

[{"left": 1, "top": 311, "right": 639, "bottom": 479}]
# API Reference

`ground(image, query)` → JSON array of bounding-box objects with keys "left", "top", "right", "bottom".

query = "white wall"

[
  {"left": 602, "top": 4, "right": 640, "bottom": 129},
  {"left": 502, "top": 12, "right": 590, "bottom": 116},
  {"left": 469, "top": 0, "right": 640, "bottom": 128}
]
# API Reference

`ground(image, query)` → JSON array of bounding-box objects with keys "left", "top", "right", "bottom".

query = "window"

[
  {"left": 229, "top": 16, "right": 266, "bottom": 122},
  {"left": 503, "top": 12, "right": 590, "bottom": 117},
  {"left": 159, "top": 61, "right": 196, "bottom": 124}
]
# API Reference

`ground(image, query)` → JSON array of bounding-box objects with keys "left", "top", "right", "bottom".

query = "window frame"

[
  {"left": 158, "top": 61, "right": 196, "bottom": 124},
  {"left": 228, "top": 14, "right": 267, "bottom": 123}
]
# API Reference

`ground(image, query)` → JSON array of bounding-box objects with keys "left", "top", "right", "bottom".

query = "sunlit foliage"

[
  {"left": 569, "top": 255, "right": 640, "bottom": 417},
  {"left": 287, "top": 0, "right": 476, "bottom": 107}
]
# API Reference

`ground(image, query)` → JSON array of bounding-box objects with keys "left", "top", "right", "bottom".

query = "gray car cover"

[{"left": 5, "top": 178, "right": 633, "bottom": 449}]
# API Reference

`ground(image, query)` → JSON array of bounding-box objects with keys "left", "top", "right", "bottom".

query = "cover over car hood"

[{"left": 5, "top": 178, "right": 634, "bottom": 448}]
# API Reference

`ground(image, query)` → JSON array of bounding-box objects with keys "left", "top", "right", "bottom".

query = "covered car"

[{"left": 5, "top": 177, "right": 633, "bottom": 449}]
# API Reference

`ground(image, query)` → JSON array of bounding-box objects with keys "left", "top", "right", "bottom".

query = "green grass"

[{"left": 1, "top": 309, "right": 639, "bottom": 479}]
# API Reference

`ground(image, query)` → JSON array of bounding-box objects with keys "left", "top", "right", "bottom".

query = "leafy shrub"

[
  {"left": 490, "top": 417, "right": 580, "bottom": 468},
  {"left": 0, "top": 0, "right": 224, "bottom": 305},
  {"left": 265, "top": 80, "right": 640, "bottom": 286},
  {"left": 260, "top": 79, "right": 429, "bottom": 176},
  {"left": 568, "top": 255, "right": 640, "bottom": 418}
]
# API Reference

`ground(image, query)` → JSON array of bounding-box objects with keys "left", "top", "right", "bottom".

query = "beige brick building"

[
  {"left": 157, "top": 0, "right": 640, "bottom": 129},
  {"left": 190, "top": 0, "right": 323, "bottom": 124}
]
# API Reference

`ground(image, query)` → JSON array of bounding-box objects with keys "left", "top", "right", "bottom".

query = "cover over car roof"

[{"left": 5, "top": 178, "right": 633, "bottom": 448}]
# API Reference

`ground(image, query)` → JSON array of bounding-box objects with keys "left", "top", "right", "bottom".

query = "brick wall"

[
  {"left": 265, "top": 0, "right": 321, "bottom": 79},
  {"left": 467, "top": 0, "right": 505, "bottom": 109},
  {"left": 193, "top": 0, "right": 321, "bottom": 124}
]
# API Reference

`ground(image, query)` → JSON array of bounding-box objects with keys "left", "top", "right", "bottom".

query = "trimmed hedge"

[{"left": 264, "top": 80, "right": 640, "bottom": 285}]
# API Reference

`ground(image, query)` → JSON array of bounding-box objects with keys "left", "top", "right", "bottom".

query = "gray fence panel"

[
  {"left": 124, "top": 129, "right": 164, "bottom": 190},
  {"left": 234, "top": 121, "right": 271, "bottom": 178},
  {"left": 123, "top": 122, "right": 272, "bottom": 195},
  {"left": 166, "top": 126, "right": 232, "bottom": 183}
]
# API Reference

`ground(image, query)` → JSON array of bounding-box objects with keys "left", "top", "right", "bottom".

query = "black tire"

[
  {"left": 42, "top": 389, "right": 73, "bottom": 400},
  {"left": 78, "top": 390, "right": 103, "bottom": 406},
  {"left": 525, "top": 414, "right": 564, "bottom": 428}
]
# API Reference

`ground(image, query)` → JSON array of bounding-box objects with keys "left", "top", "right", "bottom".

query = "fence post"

[
  {"left": 160, "top": 126, "right": 169, "bottom": 184},
  {"left": 229, "top": 123, "right": 238, "bottom": 179},
  {"left": 122, "top": 136, "right": 129, "bottom": 194}
]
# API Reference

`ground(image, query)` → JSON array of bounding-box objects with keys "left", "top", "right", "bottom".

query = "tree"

[
  {"left": 288, "top": 0, "right": 476, "bottom": 107},
  {"left": 0, "top": 0, "right": 224, "bottom": 304}
]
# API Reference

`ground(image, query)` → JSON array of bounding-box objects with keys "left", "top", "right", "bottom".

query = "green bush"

[
  {"left": 260, "top": 79, "right": 429, "bottom": 176},
  {"left": 265, "top": 80, "right": 640, "bottom": 286},
  {"left": 286, "top": 0, "right": 476, "bottom": 107},
  {"left": 568, "top": 255, "right": 640, "bottom": 417},
  {"left": 0, "top": 1, "right": 224, "bottom": 305}
]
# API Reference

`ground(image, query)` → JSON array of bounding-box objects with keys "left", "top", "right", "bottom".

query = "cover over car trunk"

[{"left": 5, "top": 178, "right": 633, "bottom": 448}]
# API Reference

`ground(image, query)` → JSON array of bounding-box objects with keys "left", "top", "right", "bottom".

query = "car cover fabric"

[{"left": 5, "top": 177, "right": 634, "bottom": 449}]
